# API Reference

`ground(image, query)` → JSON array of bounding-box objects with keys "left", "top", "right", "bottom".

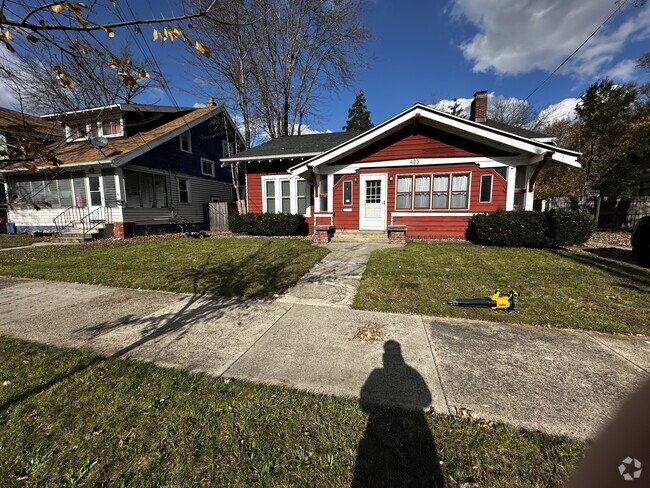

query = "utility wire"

[{"left": 505, "top": 0, "right": 630, "bottom": 122}]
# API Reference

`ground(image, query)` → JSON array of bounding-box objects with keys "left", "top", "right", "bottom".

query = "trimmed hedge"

[
  {"left": 465, "top": 210, "right": 593, "bottom": 248},
  {"left": 229, "top": 212, "right": 309, "bottom": 236}
]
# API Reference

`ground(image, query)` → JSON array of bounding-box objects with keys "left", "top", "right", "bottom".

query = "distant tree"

[
  {"left": 489, "top": 97, "right": 548, "bottom": 131},
  {"left": 534, "top": 118, "right": 581, "bottom": 199},
  {"left": 446, "top": 98, "right": 465, "bottom": 117},
  {"left": 343, "top": 90, "right": 373, "bottom": 131},
  {"left": 574, "top": 79, "right": 645, "bottom": 195}
]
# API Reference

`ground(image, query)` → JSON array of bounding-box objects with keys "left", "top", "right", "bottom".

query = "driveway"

[{"left": 1, "top": 276, "right": 648, "bottom": 440}]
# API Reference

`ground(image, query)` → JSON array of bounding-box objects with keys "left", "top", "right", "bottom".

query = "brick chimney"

[{"left": 469, "top": 91, "right": 488, "bottom": 122}]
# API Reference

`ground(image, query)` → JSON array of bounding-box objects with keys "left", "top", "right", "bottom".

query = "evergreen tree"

[{"left": 343, "top": 90, "right": 374, "bottom": 131}]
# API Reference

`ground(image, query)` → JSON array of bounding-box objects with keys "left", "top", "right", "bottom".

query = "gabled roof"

[
  {"left": 0, "top": 107, "right": 62, "bottom": 141},
  {"left": 1, "top": 105, "right": 233, "bottom": 171},
  {"left": 221, "top": 131, "right": 363, "bottom": 163},
  {"left": 288, "top": 104, "right": 580, "bottom": 176}
]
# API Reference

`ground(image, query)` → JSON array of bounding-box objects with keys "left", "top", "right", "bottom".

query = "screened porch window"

[{"left": 124, "top": 170, "right": 168, "bottom": 208}]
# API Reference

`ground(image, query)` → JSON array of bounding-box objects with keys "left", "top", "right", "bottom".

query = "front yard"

[
  {"left": 0, "top": 338, "right": 585, "bottom": 487},
  {"left": 354, "top": 244, "right": 650, "bottom": 335},
  {"left": 0, "top": 236, "right": 328, "bottom": 299},
  {"left": 0, "top": 234, "right": 46, "bottom": 249}
]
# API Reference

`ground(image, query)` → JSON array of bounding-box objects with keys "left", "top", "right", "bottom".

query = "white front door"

[
  {"left": 86, "top": 173, "right": 105, "bottom": 210},
  {"left": 360, "top": 174, "right": 387, "bottom": 230}
]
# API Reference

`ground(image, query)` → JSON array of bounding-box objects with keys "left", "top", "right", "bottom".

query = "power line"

[{"left": 506, "top": 0, "right": 631, "bottom": 122}]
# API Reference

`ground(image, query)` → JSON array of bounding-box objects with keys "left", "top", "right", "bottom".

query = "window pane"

[
  {"left": 320, "top": 176, "right": 328, "bottom": 194},
  {"left": 297, "top": 179, "right": 308, "bottom": 215},
  {"left": 513, "top": 192, "right": 526, "bottom": 209},
  {"left": 88, "top": 123, "right": 100, "bottom": 138},
  {"left": 281, "top": 180, "right": 290, "bottom": 197},
  {"left": 365, "top": 180, "right": 381, "bottom": 203},
  {"left": 433, "top": 175, "right": 449, "bottom": 192},
  {"left": 432, "top": 193, "right": 448, "bottom": 209},
  {"left": 266, "top": 197, "right": 276, "bottom": 213},
  {"left": 397, "top": 176, "right": 412, "bottom": 192},
  {"left": 415, "top": 176, "right": 430, "bottom": 192},
  {"left": 414, "top": 193, "right": 430, "bottom": 208},
  {"left": 89, "top": 177, "right": 100, "bottom": 192},
  {"left": 480, "top": 175, "right": 492, "bottom": 203},
  {"left": 102, "top": 119, "right": 122, "bottom": 136},
  {"left": 320, "top": 196, "right": 328, "bottom": 211},
  {"left": 90, "top": 191, "right": 102, "bottom": 206},
  {"left": 154, "top": 175, "right": 167, "bottom": 208},
  {"left": 396, "top": 194, "right": 412, "bottom": 209},
  {"left": 297, "top": 180, "right": 307, "bottom": 197},
  {"left": 125, "top": 171, "right": 141, "bottom": 208},
  {"left": 266, "top": 180, "right": 275, "bottom": 197},
  {"left": 141, "top": 173, "right": 154, "bottom": 207},
  {"left": 450, "top": 192, "right": 468, "bottom": 209},
  {"left": 452, "top": 174, "right": 469, "bottom": 191},
  {"left": 343, "top": 181, "right": 352, "bottom": 205},
  {"left": 515, "top": 167, "right": 527, "bottom": 189},
  {"left": 297, "top": 196, "right": 307, "bottom": 215}
]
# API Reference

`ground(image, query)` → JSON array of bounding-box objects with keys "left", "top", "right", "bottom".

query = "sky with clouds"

[{"left": 1, "top": 0, "right": 649, "bottom": 135}]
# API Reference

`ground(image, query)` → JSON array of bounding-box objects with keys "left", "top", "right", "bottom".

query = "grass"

[
  {"left": 0, "top": 337, "right": 585, "bottom": 487},
  {"left": 0, "top": 234, "right": 45, "bottom": 249},
  {"left": 354, "top": 244, "right": 650, "bottom": 335},
  {"left": 0, "top": 236, "right": 328, "bottom": 299}
]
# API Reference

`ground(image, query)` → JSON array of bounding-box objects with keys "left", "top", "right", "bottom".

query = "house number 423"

[{"left": 409, "top": 159, "right": 420, "bottom": 165}]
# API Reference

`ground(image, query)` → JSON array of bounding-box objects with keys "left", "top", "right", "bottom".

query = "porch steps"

[
  {"left": 53, "top": 222, "right": 106, "bottom": 243},
  {"left": 332, "top": 230, "right": 388, "bottom": 243}
]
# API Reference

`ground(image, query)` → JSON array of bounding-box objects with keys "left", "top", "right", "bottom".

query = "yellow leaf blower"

[{"left": 447, "top": 289, "right": 519, "bottom": 311}]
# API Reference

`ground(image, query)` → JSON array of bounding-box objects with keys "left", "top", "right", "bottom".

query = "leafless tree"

[
  {"left": 489, "top": 97, "right": 549, "bottom": 131},
  {"left": 1, "top": 42, "right": 158, "bottom": 114},
  {"left": 186, "top": 0, "right": 371, "bottom": 144}
]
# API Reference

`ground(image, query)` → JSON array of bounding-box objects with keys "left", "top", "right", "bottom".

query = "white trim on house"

[
  {"left": 261, "top": 174, "right": 312, "bottom": 216},
  {"left": 505, "top": 166, "right": 517, "bottom": 211},
  {"left": 479, "top": 174, "right": 493, "bottom": 204},
  {"left": 200, "top": 158, "right": 215, "bottom": 176},
  {"left": 222, "top": 152, "right": 319, "bottom": 165},
  {"left": 288, "top": 104, "right": 580, "bottom": 177},
  {"left": 359, "top": 173, "right": 387, "bottom": 231},
  {"left": 391, "top": 211, "right": 476, "bottom": 217},
  {"left": 180, "top": 129, "right": 192, "bottom": 154}
]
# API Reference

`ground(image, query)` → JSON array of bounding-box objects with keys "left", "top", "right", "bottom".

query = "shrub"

[
  {"left": 466, "top": 210, "right": 593, "bottom": 248},
  {"left": 547, "top": 209, "right": 594, "bottom": 246},
  {"left": 229, "top": 212, "right": 308, "bottom": 236}
]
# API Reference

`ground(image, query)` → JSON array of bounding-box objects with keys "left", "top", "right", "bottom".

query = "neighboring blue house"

[{"left": 1, "top": 101, "right": 245, "bottom": 238}]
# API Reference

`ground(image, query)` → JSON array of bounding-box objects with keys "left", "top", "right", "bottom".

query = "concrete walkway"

[
  {"left": 1, "top": 275, "right": 648, "bottom": 440},
  {"left": 277, "top": 242, "right": 394, "bottom": 307}
]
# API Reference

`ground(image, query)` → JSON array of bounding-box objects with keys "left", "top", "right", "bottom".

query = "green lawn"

[
  {"left": 354, "top": 244, "right": 650, "bottom": 335},
  {"left": 0, "top": 338, "right": 585, "bottom": 487},
  {"left": 0, "top": 237, "right": 328, "bottom": 299},
  {"left": 0, "top": 234, "right": 44, "bottom": 249}
]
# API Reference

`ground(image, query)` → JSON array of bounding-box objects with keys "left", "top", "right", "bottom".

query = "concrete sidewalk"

[{"left": 1, "top": 276, "right": 648, "bottom": 440}]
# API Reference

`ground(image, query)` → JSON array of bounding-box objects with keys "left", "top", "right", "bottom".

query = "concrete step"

[{"left": 333, "top": 231, "right": 388, "bottom": 243}]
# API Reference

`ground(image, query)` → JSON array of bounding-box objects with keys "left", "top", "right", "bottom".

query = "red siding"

[
  {"left": 336, "top": 125, "right": 516, "bottom": 166},
  {"left": 331, "top": 164, "right": 507, "bottom": 236}
]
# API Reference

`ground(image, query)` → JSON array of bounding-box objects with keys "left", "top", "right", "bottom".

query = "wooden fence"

[{"left": 204, "top": 202, "right": 246, "bottom": 231}]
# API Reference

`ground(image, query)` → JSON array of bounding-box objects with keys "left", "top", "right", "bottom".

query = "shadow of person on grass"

[{"left": 353, "top": 340, "right": 445, "bottom": 487}]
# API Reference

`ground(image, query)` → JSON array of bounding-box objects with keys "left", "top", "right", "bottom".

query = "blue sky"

[{"left": 2, "top": 0, "right": 649, "bottom": 134}]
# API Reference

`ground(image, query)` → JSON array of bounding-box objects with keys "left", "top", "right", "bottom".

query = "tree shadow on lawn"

[
  {"left": 551, "top": 249, "right": 650, "bottom": 289},
  {"left": 169, "top": 239, "right": 318, "bottom": 299}
]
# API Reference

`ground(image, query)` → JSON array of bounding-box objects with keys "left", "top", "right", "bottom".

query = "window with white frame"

[
  {"left": 179, "top": 130, "right": 192, "bottom": 153},
  {"left": 178, "top": 178, "right": 191, "bottom": 204},
  {"left": 479, "top": 174, "right": 493, "bottom": 203},
  {"left": 318, "top": 175, "right": 328, "bottom": 212},
  {"left": 201, "top": 158, "right": 215, "bottom": 177},
  {"left": 222, "top": 140, "right": 236, "bottom": 158},
  {"left": 514, "top": 166, "right": 527, "bottom": 209},
  {"left": 396, "top": 173, "right": 470, "bottom": 210},
  {"left": 262, "top": 176, "right": 311, "bottom": 215},
  {"left": 66, "top": 119, "right": 123, "bottom": 141}
]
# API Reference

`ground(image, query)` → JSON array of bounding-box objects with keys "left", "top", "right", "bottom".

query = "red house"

[{"left": 222, "top": 92, "right": 580, "bottom": 242}]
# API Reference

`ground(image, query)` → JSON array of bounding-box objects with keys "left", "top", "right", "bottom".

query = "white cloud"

[
  {"left": 0, "top": 46, "right": 22, "bottom": 109},
  {"left": 605, "top": 58, "right": 638, "bottom": 81},
  {"left": 192, "top": 102, "right": 207, "bottom": 108},
  {"left": 430, "top": 97, "right": 473, "bottom": 117},
  {"left": 450, "top": 0, "right": 650, "bottom": 77},
  {"left": 538, "top": 98, "right": 579, "bottom": 123},
  {"left": 295, "top": 124, "right": 332, "bottom": 135}
]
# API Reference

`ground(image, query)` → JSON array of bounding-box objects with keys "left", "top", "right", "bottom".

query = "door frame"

[
  {"left": 359, "top": 173, "right": 388, "bottom": 231},
  {"left": 85, "top": 171, "right": 105, "bottom": 210}
]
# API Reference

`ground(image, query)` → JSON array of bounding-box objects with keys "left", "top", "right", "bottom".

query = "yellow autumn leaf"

[
  {"left": 51, "top": 3, "right": 66, "bottom": 14},
  {"left": 140, "top": 69, "right": 150, "bottom": 79},
  {"left": 153, "top": 28, "right": 161, "bottom": 42},
  {"left": 195, "top": 41, "right": 210, "bottom": 58}
]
